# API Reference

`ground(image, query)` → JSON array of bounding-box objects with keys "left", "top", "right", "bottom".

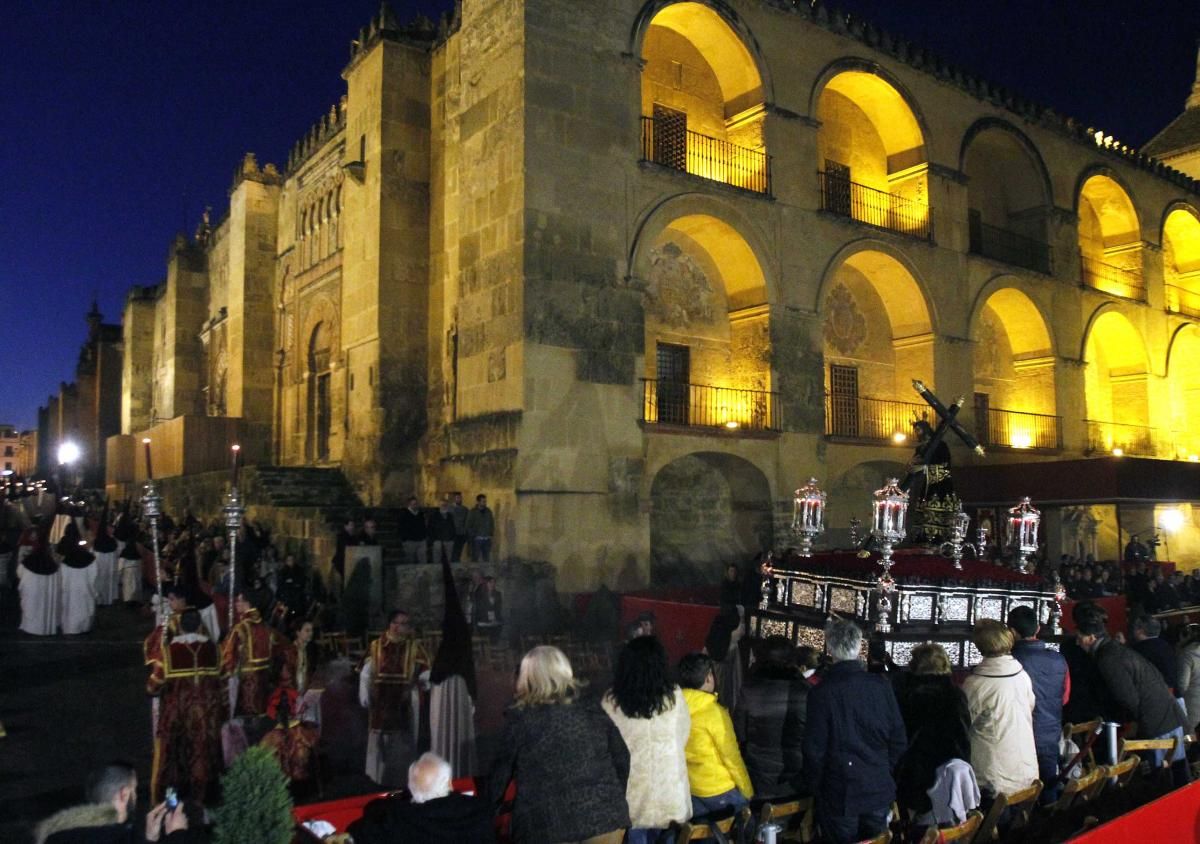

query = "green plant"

[{"left": 212, "top": 745, "right": 294, "bottom": 844}]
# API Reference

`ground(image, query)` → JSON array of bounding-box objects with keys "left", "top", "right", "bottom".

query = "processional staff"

[
  {"left": 224, "top": 444, "right": 244, "bottom": 637},
  {"left": 141, "top": 438, "right": 165, "bottom": 631}
]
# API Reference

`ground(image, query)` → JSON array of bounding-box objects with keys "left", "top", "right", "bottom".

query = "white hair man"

[
  {"left": 347, "top": 752, "right": 493, "bottom": 843},
  {"left": 35, "top": 761, "right": 190, "bottom": 843},
  {"left": 802, "top": 618, "right": 907, "bottom": 844}
]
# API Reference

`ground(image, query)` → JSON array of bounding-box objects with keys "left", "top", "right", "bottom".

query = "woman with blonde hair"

[
  {"left": 962, "top": 620, "right": 1038, "bottom": 798},
  {"left": 489, "top": 645, "right": 631, "bottom": 843}
]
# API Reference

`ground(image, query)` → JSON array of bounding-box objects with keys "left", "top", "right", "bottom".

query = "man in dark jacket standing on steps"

[
  {"left": 1008, "top": 605, "right": 1070, "bottom": 802},
  {"left": 735, "top": 635, "right": 809, "bottom": 799},
  {"left": 803, "top": 618, "right": 906, "bottom": 844}
]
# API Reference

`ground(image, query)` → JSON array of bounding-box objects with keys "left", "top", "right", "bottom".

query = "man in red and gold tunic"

[
  {"left": 359, "top": 609, "right": 432, "bottom": 785},
  {"left": 148, "top": 609, "right": 226, "bottom": 804},
  {"left": 221, "top": 589, "right": 286, "bottom": 717},
  {"left": 144, "top": 585, "right": 189, "bottom": 668}
]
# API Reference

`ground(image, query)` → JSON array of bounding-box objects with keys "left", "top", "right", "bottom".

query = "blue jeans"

[
  {"left": 691, "top": 787, "right": 749, "bottom": 819},
  {"left": 1151, "top": 725, "right": 1188, "bottom": 767},
  {"left": 818, "top": 808, "right": 889, "bottom": 844},
  {"left": 626, "top": 829, "right": 668, "bottom": 844}
]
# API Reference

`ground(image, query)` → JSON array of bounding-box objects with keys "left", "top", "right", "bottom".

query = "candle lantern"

[
  {"left": 1006, "top": 496, "right": 1041, "bottom": 574},
  {"left": 938, "top": 509, "right": 971, "bottom": 570},
  {"left": 759, "top": 553, "right": 774, "bottom": 610},
  {"left": 870, "top": 477, "right": 909, "bottom": 577},
  {"left": 791, "top": 478, "right": 826, "bottom": 557}
]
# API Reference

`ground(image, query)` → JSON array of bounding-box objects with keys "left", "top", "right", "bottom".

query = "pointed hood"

[
  {"left": 92, "top": 503, "right": 117, "bottom": 552},
  {"left": 429, "top": 556, "right": 476, "bottom": 697}
]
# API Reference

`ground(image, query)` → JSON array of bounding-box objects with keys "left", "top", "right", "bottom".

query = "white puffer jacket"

[
  {"left": 602, "top": 686, "right": 693, "bottom": 828},
  {"left": 963, "top": 655, "right": 1038, "bottom": 796}
]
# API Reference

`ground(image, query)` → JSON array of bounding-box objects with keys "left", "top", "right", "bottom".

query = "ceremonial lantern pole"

[
  {"left": 939, "top": 509, "right": 971, "bottom": 570},
  {"left": 224, "top": 445, "right": 244, "bottom": 636},
  {"left": 1006, "top": 496, "right": 1041, "bottom": 574},
  {"left": 791, "top": 479, "right": 826, "bottom": 557},
  {"left": 140, "top": 438, "right": 165, "bottom": 628},
  {"left": 870, "top": 478, "right": 908, "bottom": 633}
]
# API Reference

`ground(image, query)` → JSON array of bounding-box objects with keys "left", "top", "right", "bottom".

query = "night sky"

[{"left": 1, "top": 0, "right": 1197, "bottom": 431}]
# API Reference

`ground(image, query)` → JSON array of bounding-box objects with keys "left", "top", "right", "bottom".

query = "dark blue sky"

[{"left": 1, "top": 0, "right": 1197, "bottom": 430}]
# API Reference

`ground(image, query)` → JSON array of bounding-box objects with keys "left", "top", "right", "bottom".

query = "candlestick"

[
  {"left": 142, "top": 438, "right": 153, "bottom": 481},
  {"left": 230, "top": 444, "right": 241, "bottom": 489}
]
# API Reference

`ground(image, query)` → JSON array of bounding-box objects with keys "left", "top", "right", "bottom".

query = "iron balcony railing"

[
  {"left": 824, "top": 393, "right": 929, "bottom": 443},
  {"left": 641, "top": 379, "right": 781, "bottom": 432},
  {"left": 1081, "top": 256, "right": 1145, "bottom": 301},
  {"left": 968, "top": 213, "right": 1053, "bottom": 274},
  {"left": 976, "top": 407, "right": 1062, "bottom": 451},
  {"left": 818, "top": 171, "right": 933, "bottom": 241},
  {"left": 640, "top": 116, "right": 772, "bottom": 196},
  {"left": 1085, "top": 420, "right": 1165, "bottom": 458},
  {"left": 1166, "top": 284, "right": 1200, "bottom": 320}
]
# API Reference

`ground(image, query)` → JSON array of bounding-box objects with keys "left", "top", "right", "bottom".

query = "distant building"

[
  {"left": 37, "top": 302, "right": 122, "bottom": 486},
  {"left": 0, "top": 424, "right": 18, "bottom": 475}
]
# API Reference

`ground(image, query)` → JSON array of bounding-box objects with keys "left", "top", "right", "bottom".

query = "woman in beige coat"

[
  {"left": 962, "top": 620, "right": 1038, "bottom": 799},
  {"left": 602, "top": 635, "right": 692, "bottom": 844}
]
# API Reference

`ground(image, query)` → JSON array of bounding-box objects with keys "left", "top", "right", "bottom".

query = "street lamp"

[
  {"left": 1159, "top": 507, "right": 1185, "bottom": 564},
  {"left": 57, "top": 441, "right": 81, "bottom": 492}
]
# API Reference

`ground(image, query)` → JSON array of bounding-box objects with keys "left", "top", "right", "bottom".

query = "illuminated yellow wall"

[
  {"left": 1084, "top": 310, "right": 1150, "bottom": 429},
  {"left": 822, "top": 251, "right": 933, "bottom": 401},
  {"left": 642, "top": 214, "right": 771, "bottom": 407},
  {"left": 973, "top": 289, "right": 1055, "bottom": 419},
  {"left": 1168, "top": 326, "right": 1200, "bottom": 458},
  {"left": 642, "top": 26, "right": 725, "bottom": 137},
  {"left": 1163, "top": 207, "right": 1200, "bottom": 309},
  {"left": 1078, "top": 175, "right": 1142, "bottom": 294}
]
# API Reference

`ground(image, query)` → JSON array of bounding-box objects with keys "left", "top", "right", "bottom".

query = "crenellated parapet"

[{"left": 286, "top": 97, "right": 348, "bottom": 175}]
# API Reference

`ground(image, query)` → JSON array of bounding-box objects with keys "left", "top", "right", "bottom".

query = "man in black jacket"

[
  {"left": 1074, "top": 601, "right": 1190, "bottom": 785},
  {"left": 803, "top": 618, "right": 907, "bottom": 844},
  {"left": 35, "top": 762, "right": 193, "bottom": 843},
  {"left": 1130, "top": 614, "right": 1179, "bottom": 694},
  {"left": 734, "top": 636, "right": 808, "bottom": 799}
]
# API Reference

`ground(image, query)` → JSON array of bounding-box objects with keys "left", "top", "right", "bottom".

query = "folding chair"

[
  {"left": 757, "top": 796, "right": 814, "bottom": 842},
  {"left": 1119, "top": 736, "right": 1180, "bottom": 768},
  {"left": 916, "top": 810, "right": 982, "bottom": 843},
  {"left": 973, "top": 779, "right": 1042, "bottom": 843},
  {"left": 674, "top": 806, "right": 752, "bottom": 843},
  {"left": 1048, "top": 766, "right": 1105, "bottom": 814},
  {"left": 1061, "top": 720, "right": 1102, "bottom": 771}
]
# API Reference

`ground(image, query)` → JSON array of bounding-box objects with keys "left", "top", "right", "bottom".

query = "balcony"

[
  {"left": 976, "top": 407, "right": 1061, "bottom": 451},
  {"left": 968, "top": 212, "right": 1053, "bottom": 274},
  {"left": 818, "top": 171, "right": 933, "bottom": 241},
  {"left": 1166, "top": 284, "right": 1200, "bottom": 320},
  {"left": 640, "top": 116, "right": 772, "bottom": 196},
  {"left": 641, "top": 379, "right": 780, "bottom": 433},
  {"left": 1085, "top": 420, "right": 1167, "bottom": 458},
  {"left": 824, "top": 393, "right": 929, "bottom": 443},
  {"left": 1081, "top": 256, "right": 1145, "bottom": 302}
]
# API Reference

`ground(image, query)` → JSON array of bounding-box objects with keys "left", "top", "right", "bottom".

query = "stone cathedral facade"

[{"left": 107, "top": 1, "right": 1200, "bottom": 587}]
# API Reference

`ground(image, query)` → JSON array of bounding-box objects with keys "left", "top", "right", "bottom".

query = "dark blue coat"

[
  {"left": 1011, "top": 639, "right": 1069, "bottom": 753},
  {"left": 802, "top": 660, "right": 907, "bottom": 817}
]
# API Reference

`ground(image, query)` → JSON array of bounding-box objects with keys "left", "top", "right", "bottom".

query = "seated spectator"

[
  {"left": 349, "top": 752, "right": 493, "bottom": 844},
  {"left": 678, "top": 652, "right": 754, "bottom": 818},
  {"left": 963, "top": 620, "right": 1038, "bottom": 800},
  {"left": 803, "top": 618, "right": 906, "bottom": 844},
  {"left": 488, "top": 646, "right": 630, "bottom": 844},
  {"left": 602, "top": 636, "right": 691, "bottom": 844},
  {"left": 35, "top": 761, "right": 192, "bottom": 843},
  {"left": 895, "top": 643, "right": 971, "bottom": 818},
  {"left": 734, "top": 636, "right": 808, "bottom": 799},
  {"left": 1130, "top": 614, "right": 1179, "bottom": 695}
]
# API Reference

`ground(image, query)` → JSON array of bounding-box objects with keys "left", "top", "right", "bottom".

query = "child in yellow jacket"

[{"left": 678, "top": 653, "right": 754, "bottom": 817}]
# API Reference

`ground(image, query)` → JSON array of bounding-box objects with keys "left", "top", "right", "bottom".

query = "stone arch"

[
  {"left": 649, "top": 450, "right": 773, "bottom": 585},
  {"left": 969, "top": 285, "right": 1058, "bottom": 446},
  {"left": 814, "top": 238, "right": 937, "bottom": 330},
  {"left": 818, "top": 243, "right": 935, "bottom": 441},
  {"left": 1162, "top": 203, "right": 1200, "bottom": 316},
  {"left": 631, "top": 0, "right": 773, "bottom": 108},
  {"left": 1077, "top": 168, "right": 1145, "bottom": 300},
  {"left": 809, "top": 57, "right": 930, "bottom": 152},
  {"left": 299, "top": 293, "right": 340, "bottom": 372},
  {"left": 1082, "top": 306, "right": 1152, "bottom": 453},
  {"left": 632, "top": 202, "right": 775, "bottom": 420},
  {"left": 960, "top": 119, "right": 1054, "bottom": 269},
  {"left": 1166, "top": 323, "right": 1200, "bottom": 459}
]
